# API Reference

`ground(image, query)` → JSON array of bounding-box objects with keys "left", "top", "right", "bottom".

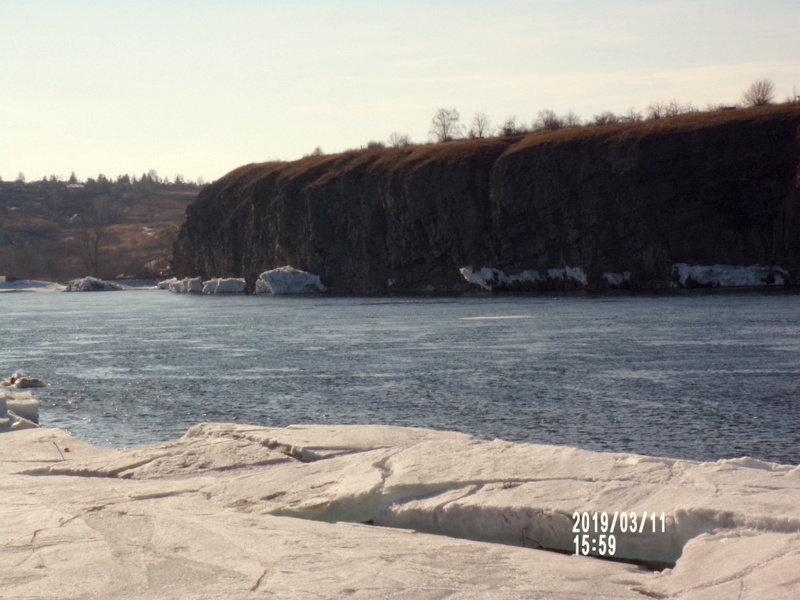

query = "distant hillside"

[
  {"left": 0, "top": 177, "right": 198, "bottom": 281},
  {"left": 175, "top": 103, "right": 800, "bottom": 293}
]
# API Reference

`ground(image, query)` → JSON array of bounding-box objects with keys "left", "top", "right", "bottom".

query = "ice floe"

[
  {"left": 672, "top": 263, "right": 789, "bottom": 288},
  {"left": 0, "top": 278, "right": 158, "bottom": 293},
  {"left": 63, "top": 276, "right": 125, "bottom": 292},
  {"left": 113, "top": 278, "right": 159, "bottom": 289},
  {"left": 255, "top": 265, "right": 327, "bottom": 294},
  {"left": 460, "top": 266, "right": 588, "bottom": 291},
  {"left": 163, "top": 276, "right": 203, "bottom": 293},
  {"left": 3, "top": 423, "right": 797, "bottom": 598},
  {"left": 1, "top": 371, "right": 47, "bottom": 389},
  {"left": 603, "top": 271, "right": 632, "bottom": 288},
  {"left": 0, "top": 279, "right": 65, "bottom": 292},
  {"left": 202, "top": 277, "right": 247, "bottom": 294},
  {"left": 156, "top": 277, "right": 178, "bottom": 289}
]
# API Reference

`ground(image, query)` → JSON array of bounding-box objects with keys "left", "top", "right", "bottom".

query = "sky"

[{"left": 2, "top": 0, "right": 798, "bottom": 183}]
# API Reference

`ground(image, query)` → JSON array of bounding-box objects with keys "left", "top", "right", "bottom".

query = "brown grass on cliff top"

[
  {"left": 218, "top": 102, "right": 800, "bottom": 190},
  {"left": 509, "top": 101, "right": 800, "bottom": 153},
  {"left": 221, "top": 137, "right": 518, "bottom": 193}
]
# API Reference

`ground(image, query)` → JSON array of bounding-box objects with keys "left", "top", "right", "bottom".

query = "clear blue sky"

[{"left": 2, "top": 0, "right": 797, "bottom": 183}]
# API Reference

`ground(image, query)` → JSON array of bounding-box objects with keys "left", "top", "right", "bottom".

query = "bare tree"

[
  {"left": 498, "top": 116, "right": 523, "bottom": 136},
  {"left": 742, "top": 79, "right": 775, "bottom": 106},
  {"left": 667, "top": 99, "right": 696, "bottom": 115},
  {"left": 388, "top": 132, "right": 411, "bottom": 148},
  {"left": 563, "top": 111, "right": 582, "bottom": 128},
  {"left": 429, "top": 108, "right": 462, "bottom": 142},
  {"left": 622, "top": 107, "right": 643, "bottom": 122},
  {"left": 646, "top": 102, "right": 667, "bottom": 120},
  {"left": 593, "top": 111, "right": 620, "bottom": 126},
  {"left": 646, "top": 99, "right": 694, "bottom": 120},
  {"left": 533, "top": 109, "right": 564, "bottom": 131},
  {"left": 468, "top": 111, "right": 491, "bottom": 138}
]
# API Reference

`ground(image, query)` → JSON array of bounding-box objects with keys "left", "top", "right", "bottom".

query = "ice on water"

[
  {"left": 63, "top": 276, "right": 125, "bottom": 292},
  {"left": 255, "top": 265, "right": 327, "bottom": 294},
  {"left": 158, "top": 267, "right": 327, "bottom": 295},
  {"left": 460, "top": 263, "right": 790, "bottom": 290},
  {"left": 0, "top": 279, "right": 65, "bottom": 293},
  {"left": 672, "top": 263, "right": 789, "bottom": 287},
  {"left": 162, "top": 276, "right": 203, "bottom": 293},
  {"left": 459, "top": 266, "right": 589, "bottom": 291},
  {"left": 201, "top": 277, "right": 247, "bottom": 294},
  {"left": 2, "top": 423, "right": 797, "bottom": 598}
]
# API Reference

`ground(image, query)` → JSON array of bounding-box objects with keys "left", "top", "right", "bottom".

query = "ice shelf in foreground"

[
  {"left": 255, "top": 265, "right": 327, "bottom": 294},
  {"left": 0, "top": 390, "right": 39, "bottom": 431},
  {"left": 2, "top": 424, "right": 798, "bottom": 599}
]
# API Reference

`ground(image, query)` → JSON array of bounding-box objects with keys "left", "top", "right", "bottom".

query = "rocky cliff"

[{"left": 175, "top": 104, "right": 800, "bottom": 293}]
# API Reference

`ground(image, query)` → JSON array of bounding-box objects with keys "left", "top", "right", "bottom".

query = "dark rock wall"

[{"left": 175, "top": 104, "right": 800, "bottom": 292}]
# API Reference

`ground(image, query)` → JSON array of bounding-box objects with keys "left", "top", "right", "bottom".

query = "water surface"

[{"left": 1, "top": 290, "right": 797, "bottom": 463}]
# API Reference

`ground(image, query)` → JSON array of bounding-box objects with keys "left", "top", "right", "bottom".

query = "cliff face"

[{"left": 175, "top": 104, "right": 800, "bottom": 293}]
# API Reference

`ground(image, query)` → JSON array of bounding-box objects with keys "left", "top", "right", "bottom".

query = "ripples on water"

[{"left": 1, "top": 290, "right": 798, "bottom": 464}]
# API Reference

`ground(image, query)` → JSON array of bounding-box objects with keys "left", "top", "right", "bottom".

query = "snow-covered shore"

[{"left": 1, "top": 423, "right": 797, "bottom": 599}]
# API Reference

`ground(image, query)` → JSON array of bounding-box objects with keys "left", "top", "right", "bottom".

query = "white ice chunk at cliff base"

[
  {"left": 672, "top": 263, "right": 788, "bottom": 287},
  {"left": 0, "top": 279, "right": 65, "bottom": 292},
  {"left": 255, "top": 265, "right": 327, "bottom": 294},
  {"left": 459, "top": 265, "right": 588, "bottom": 290},
  {"left": 202, "top": 277, "right": 246, "bottom": 294},
  {"left": 164, "top": 276, "right": 203, "bottom": 293},
  {"left": 1, "top": 423, "right": 797, "bottom": 599},
  {"left": 63, "top": 276, "right": 124, "bottom": 291}
]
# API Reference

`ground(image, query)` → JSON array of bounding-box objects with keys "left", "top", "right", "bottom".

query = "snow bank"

[
  {"left": 201, "top": 277, "right": 247, "bottom": 294},
  {"left": 255, "top": 266, "right": 327, "bottom": 294},
  {"left": 164, "top": 277, "right": 203, "bottom": 293},
  {"left": 3, "top": 423, "right": 798, "bottom": 599},
  {"left": 63, "top": 276, "right": 124, "bottom": 292},
  {"left": 5, "top": 392, "right": 39, "bottom": 423},
  {"left": 1, "top": 373, "right": 42, "bottom": 426},
  {"left": 460, "top": 266, "right": 588, "bottom": 291},
  {"left": 0, "top": 390, "right": 39, "bottom": 431},
  {"left": 672, "top": 263, "right": 789, "bottom": 288},
  {"left": 4, "top": 391, "right": 40, "bottom": 423}
]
